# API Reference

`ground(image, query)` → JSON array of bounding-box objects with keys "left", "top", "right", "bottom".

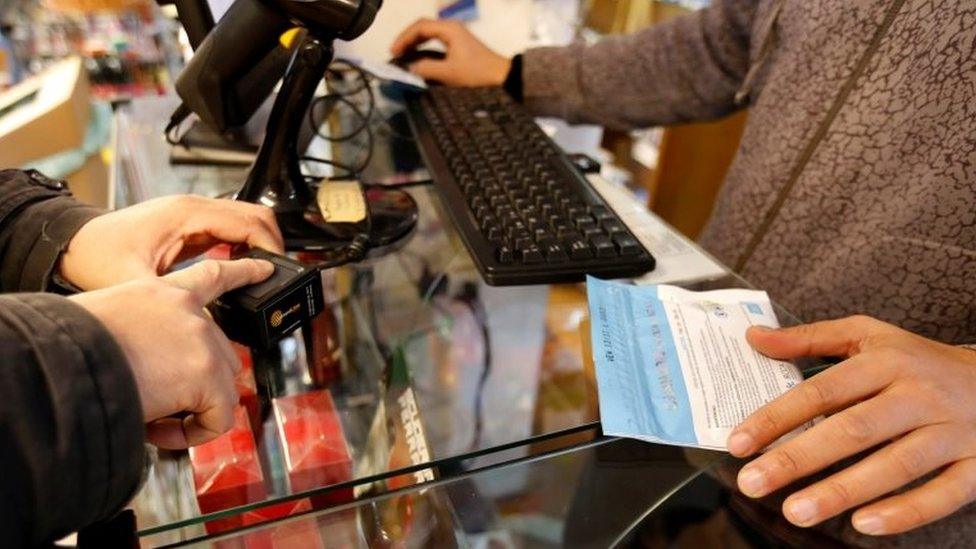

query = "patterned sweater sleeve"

[{"left": 521, "top": 0, "right": 760, "bottom": 130}]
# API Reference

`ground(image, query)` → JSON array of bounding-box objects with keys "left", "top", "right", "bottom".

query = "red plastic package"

[
  {"left": 189, "top": 406, "right": 267, "bottom": 534},
  {"left": 272, "top": 390, "right": 353, "bottom": 506}
]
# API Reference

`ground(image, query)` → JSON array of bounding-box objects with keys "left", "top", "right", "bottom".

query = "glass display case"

[{"left": 111, "top": 77, "right": 800, "bottom": 547}]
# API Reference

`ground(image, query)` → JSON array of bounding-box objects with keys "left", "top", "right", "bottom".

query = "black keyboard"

[{"left": 405, "top": 87, "right": 655, "bottom": 286}]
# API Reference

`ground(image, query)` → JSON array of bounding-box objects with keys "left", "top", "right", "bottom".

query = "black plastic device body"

[
  {"left": 208, "top": 249, "right": 324, "bottom": 349},
  {"left": 173, "top": 0, "right": 381, "bottom": 134}
]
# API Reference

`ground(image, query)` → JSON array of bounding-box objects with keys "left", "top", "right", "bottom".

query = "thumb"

[
  {"left": 164, "top": 258, "right": 274, "bottom": 305},
  {"left": 409, "top": 58, "right": 451, "bottom": 82},
  {"left": 745, "top": 315, "right": 886, "bottom": 360}
]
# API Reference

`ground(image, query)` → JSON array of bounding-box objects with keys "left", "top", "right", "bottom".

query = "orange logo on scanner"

[{"left": 270, "top": 303, "right": 301, "bottom": 328}]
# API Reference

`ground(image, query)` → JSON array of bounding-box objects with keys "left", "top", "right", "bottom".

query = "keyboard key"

[
  {"left": 497, "top": 246, "right": 514, "bottom": 264},
  {"left": 582, "top": 226, "right": 603, "bottom": 239},
  {"left": 520, "top": 246, "right": 544, "bottom": 264},
  {"left": 556, "top": 225, "right": 578, "bottom": 239},
  {"left": 474, "top": 204, "right": 490, "bottom": 219},
  {"left": 545, "top": 244, "right": 569, "bottom": 262},
  {"left": 575, "top": 216, "right": 597, "bottom": 232},
  {"left": 566, "top": 206, "right": 586, "bottom": 219},
  {"left": 602, "top": 220, "right": 626, "bottom": 234},
  {"left": 513, "top": 235, "right": 533, "bottom": 249},
  {"left": 591, "top": 206, "right": 615, "bottom": 221},
  {"left": 568, "top": 239, "right": 594, "bottom": 259},
  {"left": 537, "top": 234, "right": 559, "bottom": 247},
  {"left": 591, "top": 235, "right": 616, "bottom": 258},
  {"left": 613, "top": 235, "right": 641, "bottom": 256}
]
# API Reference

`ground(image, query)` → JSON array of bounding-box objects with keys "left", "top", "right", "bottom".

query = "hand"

[
  {"left": 70, "top": 258, "right": 273, "bottom": 449},
  {"left": 60, "top": 195, "right": 284, "bottom": 291},
  {"left": 390, "top": 18, "right": 511, "bottom": 86},
  {"left": 727, "top": 316, "right": 976, "bottom": 536}
]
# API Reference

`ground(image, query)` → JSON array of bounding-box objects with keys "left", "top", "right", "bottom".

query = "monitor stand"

[{"left": 236, "top": 33, "right": 418, "bottom": 254}]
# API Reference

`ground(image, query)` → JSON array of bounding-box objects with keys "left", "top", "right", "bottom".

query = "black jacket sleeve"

[
  {"left": 0, "top": 169, "right": 104, "bottom": 292},
  {"left": 0, "top": 170, "right": 145, "bottom": 546}
]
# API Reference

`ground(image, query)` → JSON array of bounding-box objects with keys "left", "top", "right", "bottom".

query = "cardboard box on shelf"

[
  {"left": 0, "top": 57, "right": 89, "bottom": 169},
  {"left": 0, "top": 56, "right": 114, "bottom": 208}
]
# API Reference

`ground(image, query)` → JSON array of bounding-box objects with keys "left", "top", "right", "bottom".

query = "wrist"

[
  {"left": 19, "top": 197, "right": 103, "bottom": 293},
  {"left": 488, "top": 55, "right": 513, "bottom": 87},
  {"left": 58, "top": 221, "right": 93, "bottom": 291}
]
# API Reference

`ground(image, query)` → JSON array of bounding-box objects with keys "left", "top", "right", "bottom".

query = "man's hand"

[
  {"left": 727, "top": 316, "right": 976, "bottom": 536},
  {"left": 390, "top": 19, "right": 511, "bottom": 86},
  {"left": 69, "top": 258, "right": 273, "bottom": 449},
  {"left": 60, "top": 195, "right": 284, "bottom": 291}
]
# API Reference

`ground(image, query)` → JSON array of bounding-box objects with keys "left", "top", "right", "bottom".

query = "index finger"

[
  {"left": 186, "top": 200, "right": 284, "bottom": 254},
  {"left": 727, "top": 351, "right": 897, "bottom": 456},
  {"left": 164, "top": 258, "right": 274, "bottom": 305},
  {"left": 746, "top": 315, "right": 891, "bottom": 360},
  {"left": 390, "top": 18, "right": 456, "bottom": 56}
]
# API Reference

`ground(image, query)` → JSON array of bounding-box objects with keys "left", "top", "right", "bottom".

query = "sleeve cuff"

[
  {"left": 503, "top": 54, "right": 524, "bottom": 102},
  {"left": 19, "top": 197, "right": 104, "bottom": 292}
]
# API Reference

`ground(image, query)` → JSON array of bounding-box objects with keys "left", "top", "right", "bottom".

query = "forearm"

[
  {"left": 521, "top": 0, "right": 758, "bottom": 130},
  {"left": 0, "top": 169, "right": 104, "bottom": 292},
  {"left": 0, "top": 293, "right": 144, "bottom": 545}
]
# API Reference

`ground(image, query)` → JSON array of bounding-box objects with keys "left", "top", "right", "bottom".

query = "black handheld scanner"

[{"left": 208, "top": 249, "right": 324, "bottom": 349}]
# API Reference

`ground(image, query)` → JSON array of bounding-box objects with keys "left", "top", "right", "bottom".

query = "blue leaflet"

[{"left": 587, "top": 276, "right": 696, "bottom": 445}]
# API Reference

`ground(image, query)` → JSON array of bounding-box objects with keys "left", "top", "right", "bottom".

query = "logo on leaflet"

[{"left": 270, "top": 303, "right": 301, "bottom": 328}]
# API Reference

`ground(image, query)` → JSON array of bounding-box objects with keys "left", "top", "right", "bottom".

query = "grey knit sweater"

[{"left": 522, "top": 0, "right": 976, "bottom": 345}]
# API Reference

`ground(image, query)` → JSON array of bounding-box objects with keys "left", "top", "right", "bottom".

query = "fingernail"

[
  {"left": 751, "top": 325, "right": 776, "bottom": 332},
  {"left": 738, "top": 466, "right": 766, "bottom": 497},
  {"left": 727, "top": 431, "right": 754, "bottom": 455},
  {"left": 785, "top": 497, "right": 818, "bottom": 526},
  {"left": 853, "top": 513, "right": 885, "bottom": 535}
]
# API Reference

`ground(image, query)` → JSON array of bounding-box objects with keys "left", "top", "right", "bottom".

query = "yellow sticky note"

[{"left": 317, "top": 180, "right": 367, "bottom": 223}]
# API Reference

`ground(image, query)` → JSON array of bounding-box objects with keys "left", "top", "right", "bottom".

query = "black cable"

[
  {"left": 324, "top": 60, "right": 371, "bottom": 95},
  {"left": 164, "top": 103, "right": 192, "bottom": 147},
  {"left": 304, "top": 61, "right": 376, "bottom": 178},
  {"left": 313, "top": 233, "right": 371, "bottom": 270},
  {"left": 455, "top": 283, "right": 492, "bottom": 451},
  {"left": 307, "top": 62, "right": 375, "bottom": 143},
  {"left": 309, "top": 92, "right": 374, "bottom": 142}
]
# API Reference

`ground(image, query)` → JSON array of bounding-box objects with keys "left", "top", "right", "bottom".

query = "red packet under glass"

[
  {"left": 189, "top": 406, "right": 266, "bottom": 534},
  {"left": 273, "top": 390, "right": 353, "bottom": 506}
]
